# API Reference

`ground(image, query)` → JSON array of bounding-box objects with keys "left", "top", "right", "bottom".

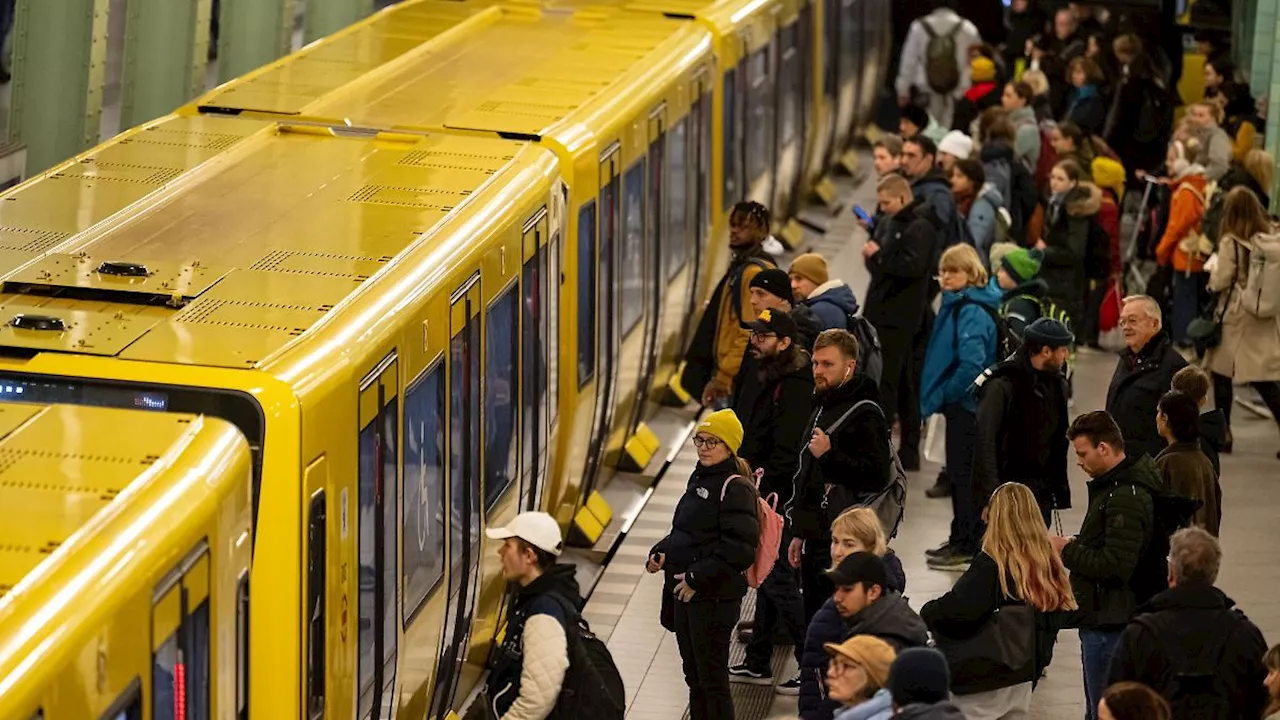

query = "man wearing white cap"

[
  {"left": 936, "top": 130, "right": 973, "bottom": 173},
  {"left": 483, "top": 512, "right": 582, "bottom": 720}
]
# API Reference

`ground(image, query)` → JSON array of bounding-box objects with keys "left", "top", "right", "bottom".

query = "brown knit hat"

[
  {"left": 789, "top": 253, "right": 829, "bottom": 286},
  {"left": 824, "top": 635, "right": 896, "bottom": 689}
]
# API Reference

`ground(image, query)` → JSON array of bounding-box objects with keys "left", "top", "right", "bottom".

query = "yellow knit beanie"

[{"left": 696, "top": 409, "right": 744, "bottom": 454}]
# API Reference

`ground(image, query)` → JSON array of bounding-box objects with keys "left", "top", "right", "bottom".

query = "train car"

[{"left": 0, "top": 403, "right": 252, "bottom": 720}]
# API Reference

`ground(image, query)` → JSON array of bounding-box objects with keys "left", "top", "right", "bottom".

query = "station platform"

[{"left": 578, "top": 158, "right": 1280, "bottom": 720}]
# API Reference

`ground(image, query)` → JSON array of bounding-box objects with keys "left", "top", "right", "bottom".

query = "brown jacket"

[{"left": 1155, "top": 441, "right": 1221, "bottom": 536}]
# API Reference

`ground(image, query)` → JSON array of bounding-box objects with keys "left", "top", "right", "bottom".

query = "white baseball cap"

[{"left": 485, "top": 511, "right": 564, "bottom": 556}]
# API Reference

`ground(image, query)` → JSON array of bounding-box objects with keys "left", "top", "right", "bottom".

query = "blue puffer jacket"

[
  {"left": 803, "top": 280, "right": 859, "bottom": 331},
  {"left": 920, "top": 281, "right": 1001, "bottom": 417},
  {"left": 798, "top": 551, "right": 906, "bottom": 720}
]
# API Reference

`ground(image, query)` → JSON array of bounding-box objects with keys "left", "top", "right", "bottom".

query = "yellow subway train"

[
  {"left": 0, "top": 0, "right": 890, "bottom": 717},
  {"left": 0, "top": 403, "right": 252, "bottom": 720}
]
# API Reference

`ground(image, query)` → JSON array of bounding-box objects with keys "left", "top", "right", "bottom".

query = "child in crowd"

[{"left": 1171, "top": 365, "right": 1228, "bottom": 477}]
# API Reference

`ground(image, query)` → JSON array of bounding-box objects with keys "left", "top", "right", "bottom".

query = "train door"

[
  {"left": 773, "top": 17, "right": 804, "bottom": 220},
  {"left": 690, "top": 71, "right": 712, "bottom": 311},
  {"left": 582, "top": 149, "right": 621, "bottom": 493},
  {"left": 151, "top": 544, "right": 212, "bottom": 720},
  {"left": 428, "top": 277, "right": 483, "bottom": 719},
  {"left": 744, "top": 36, "right": 775, "bottom": 203},
  {"left": 357, "top": 354, "right": 400, "bottom": 720},
  {"left": 628, "top": 108, "right": 664, "bottom": 433},
  {"left": 521, "top": 209, "right": 553, "bottom": 511}
]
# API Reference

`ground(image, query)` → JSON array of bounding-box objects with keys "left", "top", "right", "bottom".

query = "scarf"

[
  {"left": 953, "top": 186, "right": 976, "bottom": 219},
  {"left": 1047, "top": 190, "right": 1069, "bottom": 225}
]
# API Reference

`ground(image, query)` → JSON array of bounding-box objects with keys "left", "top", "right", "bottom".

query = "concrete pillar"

[
  {"left": 1247, "top": 0, "right": 1275, "bottom": 99},
  {"left": 217, "top": 0, "right": 294, "bottom": 82},
  {"left": 9, "top": 0, "right": 109, "bottom": 176},
  {"left": 120, "top": 0, "right": 212, "bottom": 129},
  {"left": 305, "top": 0, "right": 373, "bottom": 45}
]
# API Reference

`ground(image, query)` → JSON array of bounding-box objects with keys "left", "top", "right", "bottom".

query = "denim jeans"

[{"left": 1080, "top": 628, "right": 1123, "bottom": 720}]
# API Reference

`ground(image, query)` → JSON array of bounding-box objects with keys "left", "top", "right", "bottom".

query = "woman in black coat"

[
  {"left": 648, "top": 409, "right": 761, "bottom": 720},
  {"left": 921, "top": 482, "right": 1077, "bottom": 718},
  {"left": 1035, "top": 158, "right": 1099, "bottom": 326}
]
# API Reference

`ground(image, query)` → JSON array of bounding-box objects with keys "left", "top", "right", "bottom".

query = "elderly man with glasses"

[{"left": 1105, "top": 295, "right": 1188, "bottom": 461}]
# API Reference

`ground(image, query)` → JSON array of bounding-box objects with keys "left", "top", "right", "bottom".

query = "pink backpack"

[{"left": 721, "top": 471, "right": 784, "bottom": 588}]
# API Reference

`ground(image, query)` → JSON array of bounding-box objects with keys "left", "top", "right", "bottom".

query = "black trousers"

[
  {"left": 944, "top": 404, "right": 982, "bottom": 554},
  {"left": 875, "top": 322, "right": 922, "bottom": 462},
  {"left": 799, "top": 539, "right": 834, "bottom": 627},
  {"left": 1212, "top": 373, "right": 1280, "bottom": 430},
  {"left": 1080, "top": 278, "right": 1107, "bottom": 346},
  {"left": 744, "top": 542, "right": 805, "bottom": 671},
  {"left": 674, "top": 597, "right": 740, "bottom": 720}
]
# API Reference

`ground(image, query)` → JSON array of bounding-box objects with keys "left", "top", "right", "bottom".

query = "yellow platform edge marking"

[
  {"left": 586, "top": 490, "right": 613, "bottom": 527},
  {"left": 621, "top": 421, "right": 660, "bottom": 472},
  {"left": 814, "top": 176, "right": 838, "bottom": 207},
  {"left": 839, "top": 149, "right": 859, "bottom": 175},
  {"left": 779, "top": 218, "right": 804, "bottom": 249},
  {"left": 573, "top": 504, "right": 605, "bottom": 544},
  {"left": 666, "top": 363, "right": 694, "bottom": 404}
]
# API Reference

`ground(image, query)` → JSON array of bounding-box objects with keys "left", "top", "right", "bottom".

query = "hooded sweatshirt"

[
  {"left": 488, "top": 563, "right": 584, "bottom": 720},
  {"left": 803, "top": 280, "right": 860, "bottom": 331}
]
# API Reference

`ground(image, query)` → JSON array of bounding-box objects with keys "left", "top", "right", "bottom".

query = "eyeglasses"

[
  {"left": 829, "top": 658, "right": 863, "bottom": 676},
  {"left": 750, "top": 331, "right": 777, "bottom": 342},
  {"left": 1117, "top": 316, "right": 1151, "bottom": 328},
  {"left": 692, "top": 436, "right": 721, "bottom": 449}
]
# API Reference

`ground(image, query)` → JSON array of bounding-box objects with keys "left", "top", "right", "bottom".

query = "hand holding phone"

[{"left": 852, "top": 205, "right": 871, "bottom": 223}]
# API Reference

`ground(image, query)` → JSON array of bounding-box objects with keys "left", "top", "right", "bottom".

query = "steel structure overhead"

[
  {"left": 306, "top": 0, "right": 374, "bottom": 44},
  {"left": 121, "top": 0, "right": 213, "bottom": 129},
  {"left": 217, "top": 0, "right": 295, "bottom": 82}
]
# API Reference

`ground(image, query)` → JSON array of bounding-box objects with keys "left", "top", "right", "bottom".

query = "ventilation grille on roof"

[
  {"left": 0, "top": 228, "right": 71, "bottom": 254},
  {"left": 397, "top": 150, "right": 512, "bottom": 174},
  {"left": 53, "top": 161, "right": 184, "bottom": 187},
  {"left": 176, "top": 297, "right": 329, "bottom": 336},
  {"left": 122, "top": 128, "right": 243, "bottom": 151},
  {"left": 347, "top": 184, "right": 466, "bottom": 211},
  {"left": 250, "top": 249, "right": 391, "bottom": 281}
]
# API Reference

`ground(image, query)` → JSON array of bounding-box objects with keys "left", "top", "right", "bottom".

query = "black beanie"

[
  {"left": 749, "top": 268, "right": 794, "bottom": 304},
  {"left": 888, "top": 648, "right": 950, "bottom": 706}
]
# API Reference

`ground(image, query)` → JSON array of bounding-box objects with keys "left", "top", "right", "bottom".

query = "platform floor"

[{"left": 581, "top": 160, "right": 1280, "bottom": 720}]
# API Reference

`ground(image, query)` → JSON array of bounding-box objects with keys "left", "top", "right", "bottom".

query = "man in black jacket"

[
  {"left": 1055, "top": 411, "right": 1158, "bottom": 720},
  {"left": 901, "top": 135, "right": 960, "bottom": 252},
  {"left": 1107, "top": 295, "right": 1188, "bottom": 460},
  {"left": 729, "top": 309, "right": 814, "bottom": 690},
  {"left": 786, "top": 329, "right": 893, "bottom": 624},
  {"left": 1108, "top": 527, "right": 1269, "bottom": 720},
  {"left": 973, "top": 318, "right": 1073, "bottom": 524},
  {"left": 828, "top": 553, "right": 929, "bottom": 650},
  {"left": 865, "top": 174, "right": 935, "bottom": 471},
  {"left": 748, "top": 267, "right": 823, "bottom": 349}
]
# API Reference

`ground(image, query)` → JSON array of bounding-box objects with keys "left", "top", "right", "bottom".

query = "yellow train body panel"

[
  {"left": 0, "top": 403, "right": 252, "bottom": 720},
  {"left": 0, "top": 0, "right": 896, "bottom": 717}
]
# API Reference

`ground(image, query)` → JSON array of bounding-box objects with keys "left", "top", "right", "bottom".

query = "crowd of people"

[{"left": 460, "top": 2, "right": 1280, "bottom": 720}]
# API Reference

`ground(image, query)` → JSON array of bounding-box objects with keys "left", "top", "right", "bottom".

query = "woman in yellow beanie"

[
  {"left": 646, "top": 407, "right": 761, "bottom": 720},
  {"left": 953, "top": 55, "right": 1002, "bottom": 137}
]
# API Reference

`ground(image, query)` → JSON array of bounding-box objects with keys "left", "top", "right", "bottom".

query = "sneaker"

[
  {"left": 924, "top": 542, "right": 953, "bottom": 559},
  {"left": 776, "top": 674, "right": 801, "bottom": 695},
  {"left": 927, "top": 552, "right": 973, "bottom": 572},
  {"left": 728, "top": 664, "right": 773, "bottom": 685}
]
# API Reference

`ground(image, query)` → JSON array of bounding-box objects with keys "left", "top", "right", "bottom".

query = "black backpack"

[
  {"left": 1124, "top": 484, "right": 1203, "bottom": 605},
  {"left": 846, "top": 313, "right": 883, "bottom": 384},
  {"left": 923, "top": 20, "right": 962, "bottom": 94},
  {"left": 1134, "top": 610, "right": 1236, "bottom": 720},
  {"left": 951, "top": 299, "right": 1020, "bottom": 362},
  {"left": 490, "top": 593, "right": 625, "bottom": 720}
]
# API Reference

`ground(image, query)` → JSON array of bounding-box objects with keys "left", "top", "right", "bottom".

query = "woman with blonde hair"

[
  {"left": 920, "top": 245, "right": 1003, "bottom": 572},
  {"left": 798, "top": 508, "right": 906, "bottom": 720},
  {"left": 1262, "top": 644, "right": 1280, "bottom": 719},
  {"left": 1203, "top": 186, "right": 1280, "bottom": 458},
  {"left": 922, "top": 482, "right": 1078, "bottom": 719}
]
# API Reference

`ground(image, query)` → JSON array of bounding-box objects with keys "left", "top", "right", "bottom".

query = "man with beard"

[
  {"left": 728, "top": 309, "right": 814, "bottom": 693},
  {"left": 785, "top": 329, "right": 893, "bottom": 624},
  {"left": 677, "top": 201, "right": 776, "bottom": 407},
  {"left": 973, "top": 318, "right": 1074, "bottom": 525},
  {"left": 731, "top": 269, "right": 821, "bottom": 413}
]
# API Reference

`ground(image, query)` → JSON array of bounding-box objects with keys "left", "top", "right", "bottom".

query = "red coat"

[{"left": 1098, "top": 189, "right": 1121, "bottom": 277}]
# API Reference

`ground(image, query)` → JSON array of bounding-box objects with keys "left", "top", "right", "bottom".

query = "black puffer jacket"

[
  {"left": 972, "top": 353, "right": 1071, "bottom": 511},
  {"left": 842, "top": 591, "right": 929, "bottom": 649},
  {"left": 1198, "top": 409, "right": 1227, "bottom": 478},
  {"left": 1061, "top": 454, "right": 1158, "bottom": 628},
  {"left": 1106, "top": 331, "right": 1188, "bottom": 461},
  {"left": 651, "top": 457, "right": 760, "bottom": 609},
  {"left": 786, "top": 374, "right": 892, "bottom": 541},
  {"left": 737, "top": 347, "right": 815, "bottom": 501},
  {"left": 1040, "top": 182, "right": 1100, "bottom": 322},
  {"left": 1107, "top": 581, "right": 1269, "bottom": 720},
  {"left": 865, "top": 197, "right": 935, "bottom": 331}
]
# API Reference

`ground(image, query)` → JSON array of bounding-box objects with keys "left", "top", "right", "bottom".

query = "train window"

[
  {"left": 744, "top": 45, "right": 775, "bottom": 184},
  {"left": 521, "top": 248, "right": 542, "bottom": 507},
  {"left": 306, "top": 492, "right": 325, "bottom": 719},
  {"left": 665, "top": 118, "right": 689, "bottom": 280},
  {"left": 547, "top": 228, "right": 560, "bottom": 428},
  {"left": 403, "top": 364, "right": 445, "bottom": 623},
  {"left": 780, "top": 24, "right": 800, "bottom": 145},
  {"left": 356, "top": 358, "right": 399, "bottom": 718},
  {"left": 485, "top": 286, "right": 518, "bottom": 509},
  {"left": 236, "top": 573, "right": 250, "bottom": 720},
  {"left": 152, "top": 599, "right": 211, "bottom": 720},
  {"left": 721, "top": 68, "right": 737, "bottom": 209},
  {"left": 619, "top": 160, "right": 645, "bottom": 335},
  {"left": 449, "top": 318, "right": 482, "bottom": 583},
  {"left": 576, "top": 201, "right": 597, "bottom": 387},
  {"left": 695, "top": 87, "right": 711, "bottom": 245}
]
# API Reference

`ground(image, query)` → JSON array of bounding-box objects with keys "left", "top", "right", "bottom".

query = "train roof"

[
  {"left": 197, "top": 3, "right": 712, "bottom": 140},
  {"left": 0, "top": 402, "right": 247, "bottom": 598},
  {"left": 0, "top": 112, "right": 550, "bottom": 369}
]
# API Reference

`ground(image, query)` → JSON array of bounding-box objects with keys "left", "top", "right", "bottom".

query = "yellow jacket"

[{"left": 708, "top": 255, "right": 773, "bottom": 393}]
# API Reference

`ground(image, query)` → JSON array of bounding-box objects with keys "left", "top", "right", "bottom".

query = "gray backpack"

[{"left": 923, "top": 20, "right": 962, "bottom": 94}]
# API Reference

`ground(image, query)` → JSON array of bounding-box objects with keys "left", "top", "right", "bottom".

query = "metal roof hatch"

[{"left": 3, "top": 253, "right": 230, "bottom": 307}]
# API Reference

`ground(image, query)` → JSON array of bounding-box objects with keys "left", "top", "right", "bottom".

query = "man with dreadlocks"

[{"left": 679, "top": 201, "right": 778, "bottom": 407}]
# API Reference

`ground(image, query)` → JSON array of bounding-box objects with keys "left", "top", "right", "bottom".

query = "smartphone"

[{"left": 852, "top": 205, "right": 871, "bottom": 223}]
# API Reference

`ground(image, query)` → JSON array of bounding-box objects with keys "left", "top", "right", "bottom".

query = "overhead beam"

[
  {"left": 217, "top": 0, "right": 294, "bottom": 82},
  {"left": 120, "top": 0, "right": 212, "bottom": 129},
  {"left": 306, "top": 0, "right": 374, "bottom": 45}
]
